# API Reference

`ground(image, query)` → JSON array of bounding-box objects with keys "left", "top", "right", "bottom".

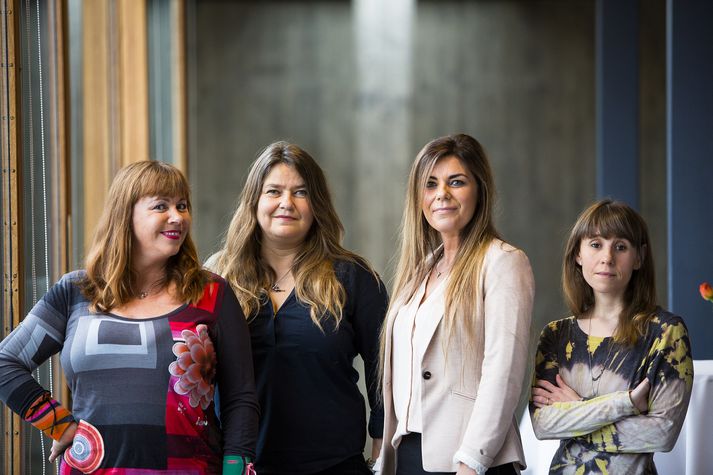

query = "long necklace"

[
  {"left": 431, "top": 249, "right": 449, "bottom": 279},
  {"left": 587, "top": 317, "right": 616, "bottom": 396},
  {"left": 270, "top": 268, "right": 292, "bottom": 293}
]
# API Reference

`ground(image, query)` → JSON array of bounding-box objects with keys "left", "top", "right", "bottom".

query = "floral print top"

[
  {"left": 0, "top": 271, "right": 258, "bottom": 474},
  {"left": 530, "top": 310, "right": 693, "bottom": 475}
]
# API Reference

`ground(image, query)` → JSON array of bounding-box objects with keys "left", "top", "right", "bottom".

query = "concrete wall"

[{"left": 187, "top": 0, "right": 667, "bottom": 387}]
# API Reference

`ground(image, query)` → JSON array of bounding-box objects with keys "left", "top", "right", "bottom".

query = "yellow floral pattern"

[{"left": 530, "top": 310, "right": 692, "bottom": 474}]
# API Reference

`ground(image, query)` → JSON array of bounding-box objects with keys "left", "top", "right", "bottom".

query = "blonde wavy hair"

[
  {"left": 383, "top": 134, "right": 502, "bottom": 364},
  {"left": 210, "top": 141, "right": 372, "bottom": 329},
  {"left": 562, "top": 199, "right": 657, "bottom": 346},
  {"left": 80, "top": 161, "right": 208, "bottom": 312}
]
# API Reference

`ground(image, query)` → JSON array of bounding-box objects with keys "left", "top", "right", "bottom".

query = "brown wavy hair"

[
  {"left": 80, "top": 160, "right": 209, "bottom": 312},
  {"left": 209, "top": 141, "right": 374, "bottom": 329},
  {"left": 383, "top": 133, "right": 502, "bottom": 363},
  {"left": 562, "top": 199, "right": 657, "bottom": 346}
]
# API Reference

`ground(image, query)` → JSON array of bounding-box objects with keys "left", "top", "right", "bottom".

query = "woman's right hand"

[
  {"left": 629, "top": 378, "right": 650, "bottom": 413},
  {"left": 49, "top": 421, "right": 77, "bottom": 463},
  {"left": 455, "top": 463, "right": 477, "bottom": 475},
  {"left": 532, "top": 374, "right": 582, "bottom": 407}
]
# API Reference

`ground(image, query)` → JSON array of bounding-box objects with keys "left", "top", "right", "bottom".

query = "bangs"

[
  {"left": 134, "top": 163, "right": 191, "bottom": 204},
  {"left": 576, "top": 202, "right": 642, "bottom": 244}
]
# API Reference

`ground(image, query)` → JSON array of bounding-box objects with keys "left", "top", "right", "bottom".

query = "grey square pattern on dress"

[{"left": 71, "top": 316, "right": 158, "bottom": 372}]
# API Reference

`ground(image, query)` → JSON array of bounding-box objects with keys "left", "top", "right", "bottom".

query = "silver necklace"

[
  {"left": 138, "top": 279, "right": 164, "bottom": 299},
  {"left": 270, "top": 268, "right": 292, "bottom": 293}
]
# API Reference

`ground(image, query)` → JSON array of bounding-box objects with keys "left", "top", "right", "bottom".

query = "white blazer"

[{"left": 379, "top": 239, "right": 535, "bottom": 473}]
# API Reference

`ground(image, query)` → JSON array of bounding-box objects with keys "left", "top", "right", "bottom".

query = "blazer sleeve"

[{"left": 454, "top": 247, "right": 534, "bottom": 470}]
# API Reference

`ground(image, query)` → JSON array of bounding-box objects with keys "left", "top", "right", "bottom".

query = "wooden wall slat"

[
  {"left": 118, "top": 0, "right": 149, "bottom": 166},
  {"left": 82, "top": 0, "right": 111, "bottom": 251},
  {"left": 171, "top": 0, "right": 187, "bottom": 174},
  {"left": 82, "top": 0, "right": 150, "bottom": 253},
  {"left": 1, "top": 1, "right": 24, "bottom": 472},
  {"left": 52, "top": 0, "right": 71, "bottom": 406}
]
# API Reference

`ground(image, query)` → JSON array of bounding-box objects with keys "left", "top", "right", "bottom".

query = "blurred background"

[{"left": 2, "top": 0, "right": 710, "bottom": 473}]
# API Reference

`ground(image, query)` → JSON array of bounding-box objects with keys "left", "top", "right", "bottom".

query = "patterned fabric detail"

[
  {"left": 60, "top": 462, "right": 214, "bottom": 474},
  {"left": 530, "top": 311, "right": 693, "bottom": 474},
  {"left": 64, "top": 420, "right": 105, "bottom": 473},
  {"left": 223, "top": 455, "right": 256, "bottom": 475},
  {"left": 1, "top": 271, "right": 257, "bottom": 473},
  {"left": 192, "top": 281, "right": 220, "bottom": 313},
  {"left": 163, "top": 308, "right": 222, "bottom": 472},
  {"left": 23, "top": 392, "right": 75, "bottom": 441},
  {"left": 168, "top": 324, "right": 216, "bottom": 409}
]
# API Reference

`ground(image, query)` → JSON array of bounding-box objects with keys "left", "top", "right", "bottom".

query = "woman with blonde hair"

[
  {"left": 207, "top": 141, "right": 387, "bottom": 475},
  {"left": 376, "top": 134, "right": 535, "bottom": 475},
  {"left": 0, "top": 160, "right": 258, "bottom": 474},
  {"left": 530, "top": 199, "right": 693, "bottom": 474}
]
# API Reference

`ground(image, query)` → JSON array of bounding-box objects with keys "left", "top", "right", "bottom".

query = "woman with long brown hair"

[
  {"left": 530, "top": 199, "right": 693, "bottom": 473},
  {"left": 207, "top": 141, "right": 387, "bottom": 475},
  {"left": 0, "top": 161, "right": 258, "bottom": 474},
  {"left": 376, "top": 134, "right": 535, "bottom": 475}
]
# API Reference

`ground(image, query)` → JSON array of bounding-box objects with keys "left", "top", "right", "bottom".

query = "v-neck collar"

[{"left": 270, "top": 287, "right": 296, "bottom": 316}]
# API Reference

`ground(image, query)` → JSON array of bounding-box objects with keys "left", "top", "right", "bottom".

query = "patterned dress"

[
  {"left": 0, "top": 271, "right": 258, "bottom": 474},
  {"left": 530, "top": 310, "right": 693, "bottom": 475}
]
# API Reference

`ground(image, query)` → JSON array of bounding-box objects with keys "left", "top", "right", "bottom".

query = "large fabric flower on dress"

[{"left": 169, "top": 324, "right": 217, "bottom": 409}]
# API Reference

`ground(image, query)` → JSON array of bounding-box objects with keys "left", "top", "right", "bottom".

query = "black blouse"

[{"left": 249, "top": 260, "right": 387, "bottom": 474}]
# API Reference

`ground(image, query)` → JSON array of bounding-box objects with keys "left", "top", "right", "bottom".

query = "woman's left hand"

[
  {"left": 532, "top": 374, "right": 583, "bottom": 408},
  {"left": 370, "top": 437, "right": 382, "bottom": 460},
  {"left": 48, "top": 421, "right": 77, "bottom": 462},
  {"left": 455, "top": 463, "right": 477, "bottom": 475}
]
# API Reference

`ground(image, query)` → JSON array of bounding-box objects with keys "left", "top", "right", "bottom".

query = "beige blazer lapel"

[{"left": 414, "top": 277, "right": 447, "bottom": 365}]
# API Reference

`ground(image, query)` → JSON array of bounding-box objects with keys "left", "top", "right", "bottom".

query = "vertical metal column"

[
  {"left": 595, "top": 0, "right": 639, "bottom": 208},
  {"left": 667, "top": 0, "right": 713, "bottom": 358}
]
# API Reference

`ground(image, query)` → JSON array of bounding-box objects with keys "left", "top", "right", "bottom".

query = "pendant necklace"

[
  {"left": 138, "top": 279, "right": 164, "bottom": 299},
  {"left": 587, "top": 316, "right": 616, "bottom": 396},
  {"left": 432, "top": 249, "right": 448, "bottom": 279},
  {"left": 270, "top": 268, "right": 292, "bottom": 293}
]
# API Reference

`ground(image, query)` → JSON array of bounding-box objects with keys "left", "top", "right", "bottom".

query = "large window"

[
  {"left": 2, "top": 1, "right": 185, "bottom": 471},
  {"left": 2, "top": 1, "right": 69, "bottom": 473}
]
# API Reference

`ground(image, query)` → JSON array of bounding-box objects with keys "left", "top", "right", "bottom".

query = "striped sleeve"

[
  {"left": 23, "top": 392, "right": 76, "bottom": 440},
  {"left": 0, "top": 273, "right": 77, "bottom": 440}
]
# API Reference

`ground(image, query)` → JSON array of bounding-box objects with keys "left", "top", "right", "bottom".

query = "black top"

[{"left": 249, "top": 260, "right": 387, "bottom": 474}]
